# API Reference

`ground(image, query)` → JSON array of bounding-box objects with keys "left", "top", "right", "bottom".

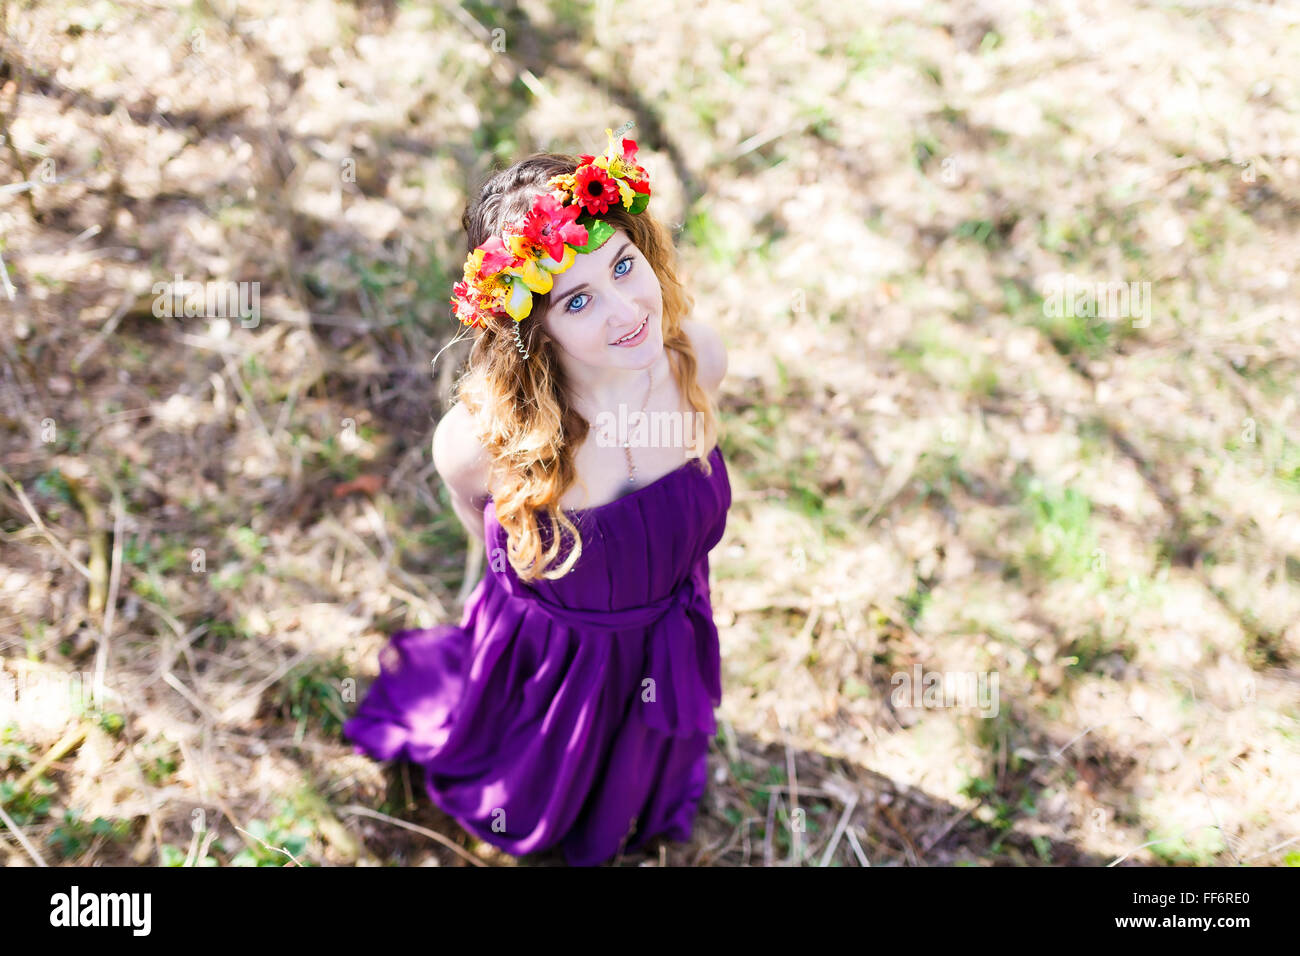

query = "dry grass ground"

[{"left": 1, "top": 0, "right": 1297, "bottom": 866}]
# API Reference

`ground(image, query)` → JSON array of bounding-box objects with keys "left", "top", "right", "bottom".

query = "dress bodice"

[{"left": 481, "top": 445, "right": 731, "bottom": 625}]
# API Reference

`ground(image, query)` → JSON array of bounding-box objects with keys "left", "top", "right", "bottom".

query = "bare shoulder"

[
  {"left": 681, "top": 317, "right": 727, "bottom": 396},
  {"left": 432, "top": 402, "right": 492, "bottom": 502}
]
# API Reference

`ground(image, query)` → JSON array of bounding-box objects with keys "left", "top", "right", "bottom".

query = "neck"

[{"left": 564, "top": 350, "right": 667, "bottom": 420}]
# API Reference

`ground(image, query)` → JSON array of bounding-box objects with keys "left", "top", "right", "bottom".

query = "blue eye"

[{"left": 565, "top": 255, "right": 635, "bottom": 314}]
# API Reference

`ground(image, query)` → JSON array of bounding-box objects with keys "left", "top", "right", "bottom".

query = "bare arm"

[
  {"left": 432, "top": 403, "right": 492, "bottom": 547},
  {"left": 682, "top": 317, "right": 728, "bottom": 397}
]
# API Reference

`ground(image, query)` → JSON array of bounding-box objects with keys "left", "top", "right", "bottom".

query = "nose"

[{"left": 605, "top": 285, "right": 640, "bottom": 326}]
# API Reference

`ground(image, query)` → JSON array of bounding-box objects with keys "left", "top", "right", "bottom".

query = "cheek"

[
  {"left": 617, "top": 272, "right": 651, "bottom": 312},
  {"left": 583, "top": 323, "right": 612, "bottom": 350},
  {"left": 639, "top": 269, "right": 662, "bottom": 306},
  {"left": 550, "top": 315, "right": 605, "bottom": 352},
  {"left": 543, "top": 315, "right": 576, "bottom": 350}
]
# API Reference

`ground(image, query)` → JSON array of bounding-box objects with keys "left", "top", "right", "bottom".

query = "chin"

[{"left": 632, "top": 335, "right": 663, "bottom": 360}]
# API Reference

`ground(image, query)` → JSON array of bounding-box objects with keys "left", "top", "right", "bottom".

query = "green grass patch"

[
  {"left": 48, "top": 809, "right": 133, "bottom": 860},
  {"left": 1143, "top": 825, "right": 1226, "bottom": 865},
  {"left": 159, "top": 841, "right": 220, "bottom": 866},
  {"left": 953, "top": 217, "right": 998, "bottom": 248},
  {"left": 899, "top": 578, "right": 933, "bottom": 627},
  {"left": 229, "top": 800, "right": 318, "bottom": 866},
  {"left": 682, "top": 205, "right": 740, "bottom": 268},
  {"left": 889, "top": 317, "right": 1002, "bottom": 396},
  {"left": 270, "top": 656, "right": 352, "bottom": 741},
  {"left": 0, "top": 775, "right": 54, "bottom": 825},
  {"left": 842, "top": 24, "right": 900, "bottom": 71},
  {"left": 1012, "top": 476, "right": 1100, "bottom": 582},
  {"left": 1063, "top": 622, "right": 1135, "bottom": 677},
  {"left": 914, "top": 450, "right": 977, "bottom": 501},
  {"left": 1034, "top": 302, "right": 1116, "bottom": 359}
]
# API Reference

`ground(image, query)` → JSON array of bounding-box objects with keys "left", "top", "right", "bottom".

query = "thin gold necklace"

[{"left": 623, "top": 363, "right": 653, "bottom": 484}]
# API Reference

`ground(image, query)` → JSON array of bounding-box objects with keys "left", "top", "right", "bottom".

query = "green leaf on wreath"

[{"left": 572, "top": 218, "right": 615, "bottom": 253}]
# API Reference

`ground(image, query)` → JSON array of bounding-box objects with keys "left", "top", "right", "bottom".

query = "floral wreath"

[{"left": 449, "top": 125, "right": 652, "bottom": 356}]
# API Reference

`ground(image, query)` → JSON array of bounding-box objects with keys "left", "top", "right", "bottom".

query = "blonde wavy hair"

[{"left": 450, "top": 151, "right": 719, "bottom": 582}]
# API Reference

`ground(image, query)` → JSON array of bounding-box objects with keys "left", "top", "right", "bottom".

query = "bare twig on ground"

[
  {"left": 818, "top": 791, "right": 860, "bottom": 867},
  {"left": 785, "top": 735, "right": 801, "bottom": 865},
  {"left": 234, "top": 824, "right": 304, "bottom": 866},
  {"left": 0, "top": 467, "right": 93, "bottom": 580},
  {"left": 0, "top": 802, "right": 48, "bottom": 867},
  {"left": 339, "top": 804, "right": 489, "bottom": 867},
  {"left": 921, "top": 803, "right": 976, "bottom": 855},
  {"left": 879, "top": 801, "right": 922, "bottom": 866},
  {"left": 762, "top": 788, "right": 777, "bottom": 866},
  {"left": 11, "top": 722, "right": 90, "bottom": 798}
]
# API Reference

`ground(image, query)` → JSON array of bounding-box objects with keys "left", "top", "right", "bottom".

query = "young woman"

[{"left": 344, "top": 127, "right": 732, "bottom": 866}]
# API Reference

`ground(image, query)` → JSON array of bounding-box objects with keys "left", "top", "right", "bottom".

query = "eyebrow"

[{"left": 551, "top": 240, "right": 633, "bottom": 307}]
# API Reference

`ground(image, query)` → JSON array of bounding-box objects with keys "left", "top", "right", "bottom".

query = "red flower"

[
  {"left": 520, "top": 194, "right": 588, "bottom": 261},
  {"left": 476, "top": 235, "right": 517, "bottom": 276},
  {"left": 450, "top": 283, "right": 482, "bottom": 328},
  {"left": 573, "top": 164, "right": 620, "bottom": 215}
]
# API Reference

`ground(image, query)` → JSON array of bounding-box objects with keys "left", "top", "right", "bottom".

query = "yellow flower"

[
  {"left": 616, "top": 178, "right": 636, "bottom": 209},
  {"left": 504, "top": 277, "right": 534, "bottom": 321},
  {"left": 546, "top": 175, "right": 577, "bottom": 201},
  {"left": 499, "top": 236, "right": 577, "bottom": 320},
  {"left": 462, "top": 248, "right": 486, "bottom": 282}
]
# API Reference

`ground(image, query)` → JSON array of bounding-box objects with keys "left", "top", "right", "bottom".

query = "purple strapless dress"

[{"left": 343, "top": 444, "right": 732, "bottom": 865}]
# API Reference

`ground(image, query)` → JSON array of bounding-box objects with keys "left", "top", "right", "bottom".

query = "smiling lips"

[{"left": 611, "top": 315, "right": 648, "bottom": 346}]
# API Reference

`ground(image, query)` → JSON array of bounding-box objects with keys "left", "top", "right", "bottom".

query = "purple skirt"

[{"left": 344, "top": 445, "right": 732, "bottom": 865}]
